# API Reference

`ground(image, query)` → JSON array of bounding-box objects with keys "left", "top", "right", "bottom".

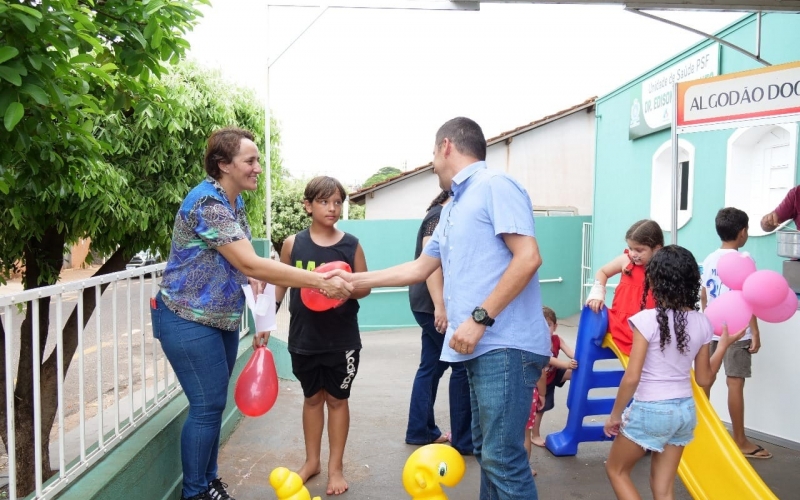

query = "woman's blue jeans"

[
  {"left": 405, "top": 311, "right": 473, "bottom": 454},
  {"left": 465, "top": 348, "right": 549, "bottom": 500},
  {"left": 151, "top": 293, "right": 240, "bottom": 498}
]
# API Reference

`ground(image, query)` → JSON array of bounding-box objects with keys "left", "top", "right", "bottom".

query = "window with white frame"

[
  {"left": 726, "top": 124, "right": 798, "bottom": 237},
  {"left": 650, "top": 139, "right": 695, "bottom": 231}
]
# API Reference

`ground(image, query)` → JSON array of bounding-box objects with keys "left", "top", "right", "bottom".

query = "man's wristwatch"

[{"left": 471, "top": 307, "right": 495, "bottom": 327}]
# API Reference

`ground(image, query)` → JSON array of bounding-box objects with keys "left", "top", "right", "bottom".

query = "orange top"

[{"left": 607, "top": 250, "right": 656, "bottom": 355}]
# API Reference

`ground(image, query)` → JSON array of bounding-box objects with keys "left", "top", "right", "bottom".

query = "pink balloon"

[
  {"left": 752, "top": 287, "right": 798, "bottom": 323},
  {"left": 704, "top": 291, "right": 753, "bottom": 336},
  {"left": 716, "top": 252, "right": 756, "bottom": 291},
  {"left": 742, "top": 270, "right": 790, "bottom": 309}
]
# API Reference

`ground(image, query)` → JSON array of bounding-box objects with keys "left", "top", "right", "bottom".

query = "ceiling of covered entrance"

[{"left": 456, "top": 0, "right": 800, "bottom": 12}]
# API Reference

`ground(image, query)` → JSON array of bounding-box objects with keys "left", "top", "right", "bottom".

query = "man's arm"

[
  {"left": 347, "top": 254, "right": 442, "bottom": 290},
  {"left": 422, "top": 235, "right": 447, "bottom": 334},
  {"left": 761, "top": 186, "right": 798, "bottom": 232},
  {"left": 481, "top": 233, "right": 542, "bottom": 319}
]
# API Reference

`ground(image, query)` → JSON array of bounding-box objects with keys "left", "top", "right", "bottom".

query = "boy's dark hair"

[
  {"left": 542, "top": 306, "right": 557, "bottom": 326},
  {"left": 642, "top": 245, "right": 700, "bottom": 355},
  {"left": 435, "top": 117, "right": 487, "bottom": 161},
  {"left": 715, "top": 207, "right": 749, "bottom": 242},
  {"left": 204, "top": 127, "right": 255, "bottom": 179},
  {"left": 625, "top": 219, "right": 664, "bottom": 249},
  {"left": 303, "top": 176, "right": 347, "bottom": 212}
]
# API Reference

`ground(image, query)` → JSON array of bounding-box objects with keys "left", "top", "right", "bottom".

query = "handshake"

[{"left": 315, "top": 263, "right": 359, "bottom": 300}]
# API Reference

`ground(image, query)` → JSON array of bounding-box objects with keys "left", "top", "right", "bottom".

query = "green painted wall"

[
  {"left": 338, "top": 219, "right": 419, "bottom": 331},
  {"left": 338, "top": 216, "right": 589, "bottom": 327},
  {"left": 535, "top": 216, "right": 592, "bottom": 319},
  {"left": 593, "top": 13, "right": 800, "bottom": 280}
]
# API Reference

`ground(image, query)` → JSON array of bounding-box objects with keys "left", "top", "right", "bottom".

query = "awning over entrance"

[{"left": 457, "top": 0, "right": 800, "bottom": 13}]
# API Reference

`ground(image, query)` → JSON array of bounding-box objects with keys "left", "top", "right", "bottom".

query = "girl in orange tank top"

[{"left": 586, "top": 220, "right": 664, "bottom": 355}]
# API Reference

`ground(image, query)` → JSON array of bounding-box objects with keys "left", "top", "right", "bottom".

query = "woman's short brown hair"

[{"left": 204, "top": 127, "right": 255, "bottom": 179}]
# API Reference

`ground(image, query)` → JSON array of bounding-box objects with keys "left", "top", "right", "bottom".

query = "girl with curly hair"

[{"left": 603, "top": 245, "right": 744, "bottom": 500}]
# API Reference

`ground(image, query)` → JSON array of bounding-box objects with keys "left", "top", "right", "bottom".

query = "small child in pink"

[{"left": 523, "top": 375, "right": 546, "bottom": 476}]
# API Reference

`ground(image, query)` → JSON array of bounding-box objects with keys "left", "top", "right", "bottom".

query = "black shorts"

[
  {"left": 290, "top": 350, "right": 360, "bottom": 400},
  {"left": 541, "top": 368, "right": 568, "bottom": 413}
]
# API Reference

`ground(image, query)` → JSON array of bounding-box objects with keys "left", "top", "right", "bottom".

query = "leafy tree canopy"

[{"left": 362, "top": 166, "right": 401, "bottom": 188}]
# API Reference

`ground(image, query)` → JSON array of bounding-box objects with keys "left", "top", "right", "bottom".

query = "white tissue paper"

[{"left": 241, "top": 283, "right": 277, "bottom": 333}]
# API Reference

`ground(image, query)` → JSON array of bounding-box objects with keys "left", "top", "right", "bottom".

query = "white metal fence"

[
  {"left": 580, "top": 221, "right": 594, "bottom": 306},
  {"left": 0, "top": 264, "right": 253, "bottom": 499}
]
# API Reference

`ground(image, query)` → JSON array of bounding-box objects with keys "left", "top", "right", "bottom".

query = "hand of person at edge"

[
  {"left": 248, "top": 277, "right": 265, "bottom": 297},
  {"left": 253, "top": 331, "right": 270, "bottom": 349},
  {"left": 434, "top": 306, "right": 448, "bottom": 334}
]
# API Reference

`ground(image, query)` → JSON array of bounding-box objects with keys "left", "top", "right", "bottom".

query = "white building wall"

[
  {"left": 485, "top": 110, "right": 595, "bottom": 215},
  {"left": 362, "top": 169, "right": 442, "bottom": 220},
  {"left": 359, "top": 108, "right": 595, "bottom": 219}
]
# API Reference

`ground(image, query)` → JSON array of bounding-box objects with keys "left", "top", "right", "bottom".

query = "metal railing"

[
  {"left": 580, "top": 221, "right": 594, "bottom": 307},
  {"left": 580, "top": 222, "right": 618, "bottom": 307},
  {"left": 0, "top": 263, "right": 252, "bottom": 499}
]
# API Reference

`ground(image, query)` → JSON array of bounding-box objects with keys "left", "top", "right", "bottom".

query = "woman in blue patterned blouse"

[{"left": 152, "top": 127, "right": 352, "bottom": 500}]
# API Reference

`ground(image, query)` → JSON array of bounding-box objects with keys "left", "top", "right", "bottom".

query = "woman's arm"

[
  {"left": 422, "top": 235, "right": 447, "bottom": 334},
  {"left": 273, "top": 236, "right": 295, "bottom": 304},
  {"left": 216, "top": 239, "right": 352, "bottom": 299}
]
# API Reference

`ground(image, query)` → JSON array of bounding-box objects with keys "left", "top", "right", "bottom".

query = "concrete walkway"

[{"left": 218, "top": 315, "right": 799, "bottom": 499}]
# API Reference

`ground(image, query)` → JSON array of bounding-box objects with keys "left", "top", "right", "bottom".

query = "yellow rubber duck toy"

[
  {"left": 402, "top": 443, "right": 466, "bottom": 500},
  {"left": 269, "top": 467, "right": 321, "bottom": 500}
]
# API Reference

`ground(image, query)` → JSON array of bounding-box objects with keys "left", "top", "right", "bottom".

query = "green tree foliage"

[
  {"left": 362, "top": 166, "right": 402, "bottom": 188},
  {"left": 271, "top": 178, "right": 310, "bottom": 255},
  {"left": 0, "top": 2, "right": 286, "bottom": 494},
  {"left": 348, "top": 201, "right": 365, "bottom": 220}
]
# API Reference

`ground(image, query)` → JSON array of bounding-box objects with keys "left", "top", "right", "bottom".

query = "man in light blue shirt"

[{"left": 332, "top": 117, "right": 551, "bottom": 499}]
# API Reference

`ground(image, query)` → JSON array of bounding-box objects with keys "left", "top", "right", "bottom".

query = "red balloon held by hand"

[
  {"left": 234, "top": 346, "right": 279, "bottom": 417},
  {"left": 300, "top": 261, "right": 352, "bottom": 312}
]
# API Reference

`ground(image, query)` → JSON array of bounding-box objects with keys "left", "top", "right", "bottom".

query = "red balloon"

[
  {"left": 300, "top": 261, "right": 352, "bottom": 312},
  {"left": 234, "top": 346, "right": 279, "bottom": 417}
]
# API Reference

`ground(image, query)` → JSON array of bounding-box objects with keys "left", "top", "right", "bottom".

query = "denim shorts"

[{"left": 620, "top": 397, "right": 696, "bottom": 452}]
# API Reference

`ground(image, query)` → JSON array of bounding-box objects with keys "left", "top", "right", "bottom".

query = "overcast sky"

[{"left": 185, "top": 1, "right": 743, "bottom": 186}]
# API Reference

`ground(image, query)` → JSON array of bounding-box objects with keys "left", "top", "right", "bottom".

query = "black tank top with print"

[{"left": 288, "top": 229, "right": 361, "bottom": 354}]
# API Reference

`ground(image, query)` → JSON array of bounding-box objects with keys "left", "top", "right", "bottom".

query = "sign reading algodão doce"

[{"left": 677, "top": 60, "right": 800, "bottom": 129}]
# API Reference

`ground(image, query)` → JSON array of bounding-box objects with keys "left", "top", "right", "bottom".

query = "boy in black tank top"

[{"left": 275, "top": 176, "right": 370, "bottom": 496}]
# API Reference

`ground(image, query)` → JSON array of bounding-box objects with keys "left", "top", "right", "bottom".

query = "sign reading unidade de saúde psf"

[
  {"left": 678, "top": 60, "right": 800, "bottom": 128},
  {"left": 629, "top": 45, "right": 719, "bottom": 140}
]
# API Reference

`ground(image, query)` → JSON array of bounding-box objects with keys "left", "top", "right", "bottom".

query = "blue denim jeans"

[
  {"left": 151, "top": 293, "right": 240, "bottom": 498},
  {"left": 621, "top": 397, "right": 697, "bottom": 452},
  {"left": 405, "top": 311, "right": 473, "bottom": 454},
  {"left": 465, "top": 348, "right": 549, "bottom": 500}
]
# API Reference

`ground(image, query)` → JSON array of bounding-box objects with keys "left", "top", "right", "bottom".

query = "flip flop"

[
  {"left": 433, "top": 432, "right": 451, "bottom": 444},
  {"left": 743, "top": 445, "right": 772, "bottom": 459}
]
